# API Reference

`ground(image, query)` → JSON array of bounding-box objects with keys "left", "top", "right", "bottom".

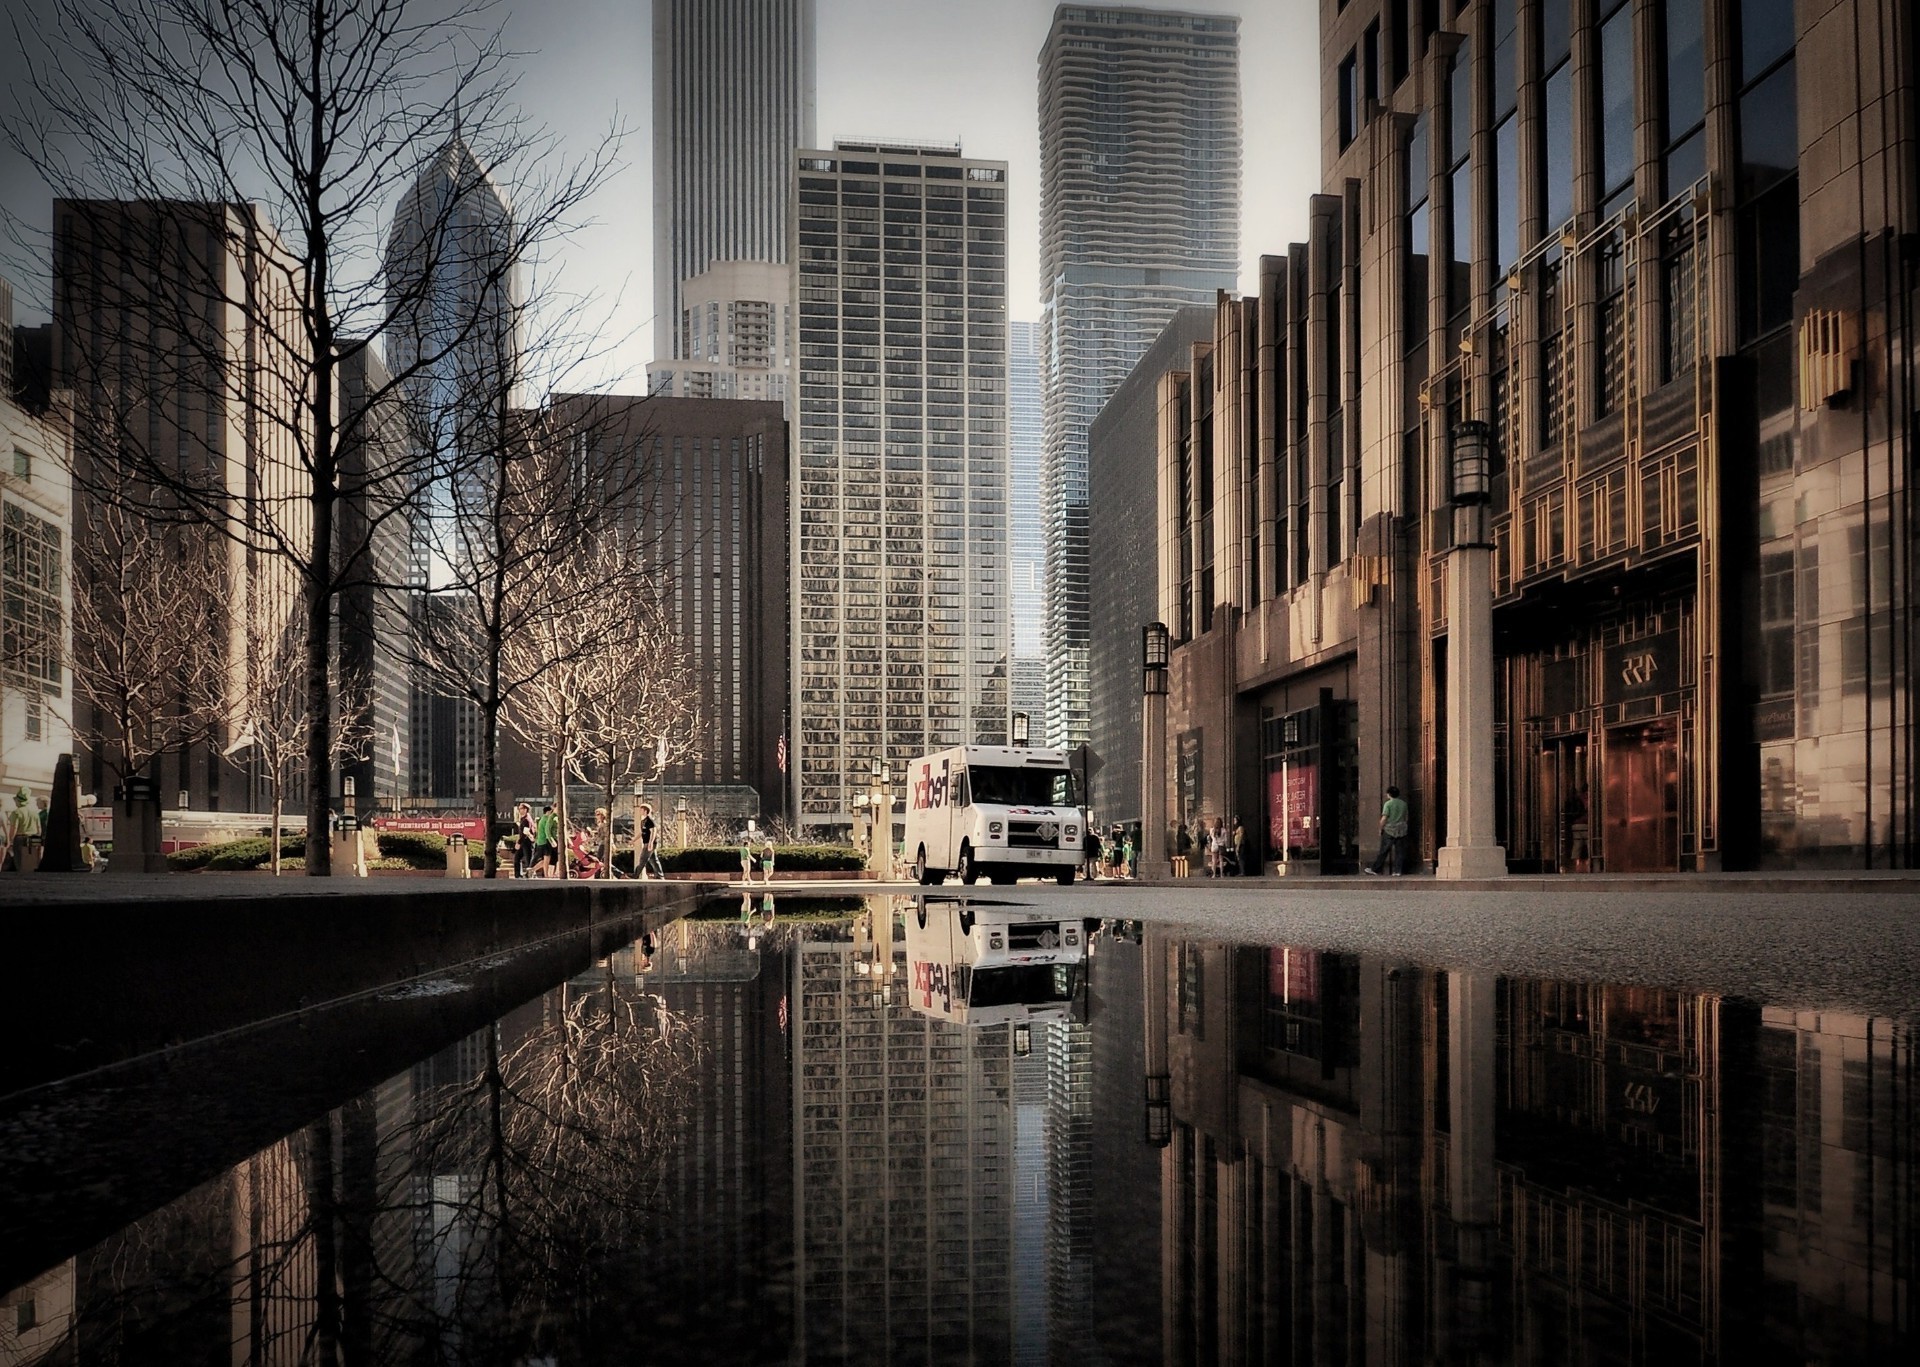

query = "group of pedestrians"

[
  {"left": 1079, "top": 823, "right": 1138, "bottom": 880},
  {"left": 510, "top": 800, "right": 672, "bottom": 880}
]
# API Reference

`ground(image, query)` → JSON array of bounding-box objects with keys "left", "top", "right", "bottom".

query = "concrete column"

[
  {"left": 1446, "top": 970, "right": 1499, "bottom": 1356},
  {"left": 1437, "top": 545, "right": 1508, "bottom": 878}
]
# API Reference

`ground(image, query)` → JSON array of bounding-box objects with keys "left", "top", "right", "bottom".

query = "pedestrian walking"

[
  {"left": 3, "top": 788, "right": 33, "bottom": 871},
  {"left": 1231, "top": 816, "right": 1248, "bottom": 877},
  {"left": 513, "top": 802, "right": 535, "bottom": 878},
  {"left": 1082, "top": 824, "right": 1102, "bottom": 880},
  {"left": 761, "top": 837, "right": 777, "bottom": 885},
  {"left": 1365, "top": 786, "right": 1411, "bottom": 875},
  {"left": 637, "top": 802, "right": 665, "bottom": 879},
  {"left": 1123, "top": 827, "right": 1138, "bottom": 879},
  {"left": 1206, "top": 818, "right": 1226, "bottom": 877},
  {"left": 532, "top": 804, "right": 559, "bottom": 878},
  {"left": 738, "top": 832, "right": 753, "bottom": 882}
]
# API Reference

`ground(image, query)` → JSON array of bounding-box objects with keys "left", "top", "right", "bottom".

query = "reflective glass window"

[
  {"left": 1495, "top": 114, "right": 1519, "bottom": 270},
  {"left": 1545, "top": 62, "right": 1574, "bottom": 231},
  {"left": 1600, "top": 5, "right": 1636, "bottom": 196},
  {"left": 1741, "top": 0, "right": 1797, "bottom": 84},
  {"left": 1739, "top": 61, "right": 1798, "bottom": 200}
]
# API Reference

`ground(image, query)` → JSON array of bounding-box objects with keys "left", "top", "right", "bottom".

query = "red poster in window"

[
  {"left": 1267, "top": 947, "right": 1319, "bottom": 1005},
  {"left": 1266, "top": 762, "right": 1318, "bottom": 852}
]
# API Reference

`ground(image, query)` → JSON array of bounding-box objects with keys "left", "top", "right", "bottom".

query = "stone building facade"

[{"left": 1143, "top": 0, "right": 1919, "bottom": 872}]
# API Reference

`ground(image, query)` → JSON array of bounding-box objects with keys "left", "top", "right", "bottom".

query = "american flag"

[{"left": 776, "top": 733, "right": 787, "bottom": 773}]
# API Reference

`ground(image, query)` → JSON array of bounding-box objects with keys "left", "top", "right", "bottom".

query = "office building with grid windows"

[
  {"left": 1038, "top": 5, "right": 1243, "bottom": 752},
  {"left": 1136, "top": 0, "right": 1920, "bottom": 872},
  {"left": 789, "top": 141, "right": 1011, "bottom": 830}
]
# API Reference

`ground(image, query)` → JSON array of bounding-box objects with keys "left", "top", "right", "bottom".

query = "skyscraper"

[
  {"left": 645, "top": 260, "right": 794, "bottom": 405},
  {"left": 383, "top": 134, "right": 519, "bottom": 805},
  {"left": 789, "top": 141, "right": 1010, "bottom": 830},
  {"left": 1008, "top": 321, "right": 1047, "bottom": 739},
  {"left": 652, "top": 0, "right": 816, "bottom": 363},
  {"left": 1038, "top": 5, "right": 1242, "bottom": 748}
]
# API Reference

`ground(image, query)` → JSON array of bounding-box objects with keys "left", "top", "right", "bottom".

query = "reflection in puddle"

[{"left": 2, "top": 898, "right": 1913, "bottom": 1364}]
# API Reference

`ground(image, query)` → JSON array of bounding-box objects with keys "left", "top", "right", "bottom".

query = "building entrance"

[
  {"left": 1535, "top": 738, "right": 1591, "bottom": 872},
  {"left": 1602, "top": 723, "right": 1678, "bottom": 872}
]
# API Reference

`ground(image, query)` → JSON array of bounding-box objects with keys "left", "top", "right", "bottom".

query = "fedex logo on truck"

[{"left": 911, "top": 759, "right": 951, "bottom": 812}]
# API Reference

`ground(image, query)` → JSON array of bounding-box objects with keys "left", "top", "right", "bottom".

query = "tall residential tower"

[
  {"left": 789, "top": 141, "right": 1011, "bottom": 830},
  {"left": 652, "top": 0, "right": 816, "bottom": 363},
  {"left": 1038, "top": 5, "right": 1242, "bottom": 748},
  {"left": 1009, "top": 321, "right": 1046, "bottom": 736}
]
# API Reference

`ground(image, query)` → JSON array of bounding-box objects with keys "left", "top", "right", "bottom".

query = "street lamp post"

[
  {"left": 1140, "top": 622, "right": 1171, "bottom": 880},
  {"left": 675, "top": 797, "right": 688, "bottom": 849},
  {"left": 1012, "top": 711, "right": 1030, "bottom": 747},
  {"left": 1437, "top": 420, "right": 1509, "bottom": 879},
  {"left": 868, "top": 756, "right": 890, "bottom": 877}
]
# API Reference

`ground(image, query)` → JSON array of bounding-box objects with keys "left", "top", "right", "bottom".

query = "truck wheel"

[
  {"left": 957, "top": 844, "right": 979, "bottom": 885},
  {"left": 914, "top": 846, "right": 931, "bottom": 886},
  {"left": 915, "top": 901, "right": 928, "bottom": 930},
  {"left": 1056, "top": 867, "right": 1075, "bottom": 886}
]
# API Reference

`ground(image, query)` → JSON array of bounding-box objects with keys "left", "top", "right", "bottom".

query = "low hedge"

[{"left": 165, "top": 835, "right": 308, "bottom": 871}]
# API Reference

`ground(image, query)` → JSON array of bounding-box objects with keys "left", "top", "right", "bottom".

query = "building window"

[
  {"left": 1661, "top": 215, "right": 1700, "bottom": 381},
  {"left": 1541, "top": 1, "right": 1575, "bottom": 237},
  {"left": 1363, "top": 21, "right": 1380, "bottom": 103},
  {"left": 2, "top": 501, "right": 63, "bottom": 694},
  {"left": 1405, "top": 113, "right": 1431, "bottom": 349},
  {"left": 1389, "top": 0, "right": 1410, "bottom": 89},
  {"left": 1662, "top": 0, "right": 1706, "bottom": 198},
  {"left": 1339, "top": 51, "right": 1359, "bottom": 150},
  {"left": 1446, "top": 42, "right": 1472, "bottom": 320},
  {"left": 1596, "top": 233, "right": 1628, "bottom": 416},
  {"left": 10, "top": 449, "right": 28, "bottom": 481},
  {"left": 1735, "top": 0, "right": 1799, "bottom": 344},
  {"left": 1599, "top": 1, "right": 1636, "bottom": 208},
  {"left": 1539, "top": 257, "right": 1567, "bottom": 447}
]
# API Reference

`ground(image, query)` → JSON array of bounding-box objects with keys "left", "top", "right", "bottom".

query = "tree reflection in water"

[{"left": 2, "top": 968, "right": 702, "bottom": 1366}]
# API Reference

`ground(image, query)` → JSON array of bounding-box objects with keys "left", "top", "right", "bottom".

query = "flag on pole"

[{"left": 776, "top": 734, "right": 787, "bottom": 773}]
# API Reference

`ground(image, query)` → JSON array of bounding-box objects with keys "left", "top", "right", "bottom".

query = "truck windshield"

[
  {"left": 967, "top": 766, "right": 1077, "bottom": 807},
  {"left": 969, "top": 963, "right": 1082, "bottom": 1008}
]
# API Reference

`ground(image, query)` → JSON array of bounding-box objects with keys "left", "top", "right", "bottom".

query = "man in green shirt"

[{"left": 1365, "top": 786, "right": 1411, "bottom": 876}]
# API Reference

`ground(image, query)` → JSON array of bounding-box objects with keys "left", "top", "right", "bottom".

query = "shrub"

[
  {"left": 375, "top": 830, "right": 449, "bottom": 869},
  {"left": 165, "top": 834, "right": 308, "bottom": 871}
]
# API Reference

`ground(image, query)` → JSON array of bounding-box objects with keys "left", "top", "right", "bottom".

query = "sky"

[{"left": 3, "top": 0, "right": 1323, "bottom": 389}]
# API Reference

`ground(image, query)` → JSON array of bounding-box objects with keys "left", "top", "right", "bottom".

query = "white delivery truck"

[
  {"left": 902, "top": 899, "right": 1085, "bottom": 1028},
  {"left": 902, "top": 744, "right": 1083, "bottom": 886}
]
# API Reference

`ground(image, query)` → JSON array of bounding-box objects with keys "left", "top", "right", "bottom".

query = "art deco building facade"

[
  {"left": 1038, "top": 5, "right": 1243, "bottom": 751},
  {"left": 789, "top": 141, "right": 1011, "bottom": 829},
  {"left": 52, "top": 199, "right": 308, "bottom": 813},
  {"left": 1141, "top": 0, "right": 1920, "bottom": 871},
  {"left": 652, "top": 0, "right": 816, "bottom": 363},
  {"left": 646, "top": 261, "right": 794, "bottom": 406}
]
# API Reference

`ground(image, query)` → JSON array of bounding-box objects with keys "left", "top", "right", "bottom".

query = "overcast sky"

[{"left": 3, "top": 0, "right": 1322, "bottom": 388}]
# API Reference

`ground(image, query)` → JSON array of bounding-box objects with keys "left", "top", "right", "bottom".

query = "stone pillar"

[
  {"left": 1141, "top": 678, "right": 1170, "bottom": 880},
  {"left": 1437, "top": 545, "right": 1508, "bottom": 879}
]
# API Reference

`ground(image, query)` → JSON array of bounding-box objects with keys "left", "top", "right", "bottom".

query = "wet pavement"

[{"left": 2, "top": 885, "right": 1915, "bottom": 1364}]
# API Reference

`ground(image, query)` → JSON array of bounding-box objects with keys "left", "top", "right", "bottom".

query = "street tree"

[{"left": 67, "top": 501, "right": 226, "bottom": 855}]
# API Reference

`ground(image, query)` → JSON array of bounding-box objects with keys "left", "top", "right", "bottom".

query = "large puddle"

[{"left": 2, "top": 893, "right": 1914, "bottom": 1364}]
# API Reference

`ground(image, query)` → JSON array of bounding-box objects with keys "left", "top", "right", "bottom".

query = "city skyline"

[{"left": 0, "top": 0, "right": 1319, "bottom": 389}]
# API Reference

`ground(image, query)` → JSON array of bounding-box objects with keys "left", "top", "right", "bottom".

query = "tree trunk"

[
  {"left": 271, "top": 789, "right": 283, "bottom": 876},
  {"left": 556, "top": 729, "right": 570, "bottom": 881},
  {"left": 482, "top": 696, "right": 502, "bottom": 878},
  {"left": 602, "top": 743, "right": 616, "bottom": 878}
]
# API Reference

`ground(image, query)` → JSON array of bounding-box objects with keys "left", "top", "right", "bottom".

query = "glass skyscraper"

[
  {"left": 1037, "top": 5, "right": 1242, "bottom": 748},
  {"left": 1009, "top": 320, "right": 1047, "bottom": 739}
]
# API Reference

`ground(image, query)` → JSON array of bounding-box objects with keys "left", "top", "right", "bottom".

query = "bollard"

[
  {"left": 331, "top": 814, "right": 369, "bottom": 877},
  {"left": 446, "top": 831, "right": 471, "bottom": 879}
]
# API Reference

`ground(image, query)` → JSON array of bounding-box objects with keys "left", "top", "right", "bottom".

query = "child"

[{"left": 761, "top": 838, "right": 777, "bottom": 885}]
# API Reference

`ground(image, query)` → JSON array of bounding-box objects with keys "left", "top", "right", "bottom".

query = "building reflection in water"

[
  {"left": 3, "top": 915, "right": 1913, "bottom": 1365},
  {"left": 1140, "top": 928, "right": 1917, "bottom": 1366}
]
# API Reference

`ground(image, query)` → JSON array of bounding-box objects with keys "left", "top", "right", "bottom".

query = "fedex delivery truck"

[
  {"left": 902, "top": 745, "right": 1083, "bottom": 886},
  {"left": 902, "top": 899, "right": 1085, "bottom": 1028}
]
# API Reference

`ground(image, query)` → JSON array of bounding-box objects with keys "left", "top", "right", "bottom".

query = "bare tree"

[
  {"left": 4, "top": 0, "right": 621, "bottom": 874},
  {"left": 500, "top": 549, "right": 700, "bottom": 878},
  {"left": 410, "top": 325, "right": 654, "bottom": 878},
  {"left": 228, "top": 611, "right": 371, "bottom": 874},
  {"left": 67, "top": 502, "right": 226, "bottom": 857}
]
